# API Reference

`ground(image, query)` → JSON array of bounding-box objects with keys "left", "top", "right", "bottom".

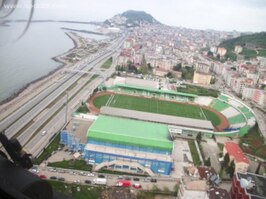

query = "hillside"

[
  {"left": 121, "top": 10, "right": 159, "bottom": 25},
  {"left": 219, "top": 32, "right": 266, "bottom": 60},
  {"left": 105, "top": 10, "right": 160, "bottom": 27}
]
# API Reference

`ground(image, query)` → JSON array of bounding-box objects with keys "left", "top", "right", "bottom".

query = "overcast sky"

[{"left": 5, "top": 0, "right": 266, "bottom": 32}]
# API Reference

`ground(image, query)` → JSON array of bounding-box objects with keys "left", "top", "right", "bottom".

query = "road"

[
  {"left": 24, "top": 44, "right": 123, "bottom": 156},
  {"left": 201, "top": 139, "right": 221, "bottom": 172},
  {"left": 0, "top": 34, "right": 126, "bottom": 152},
  {"left": 252, "top": 107, "right": 266, "bottom": 142},
  {"left": 33, "top": 165, "right": 179, "bottom": 191}
]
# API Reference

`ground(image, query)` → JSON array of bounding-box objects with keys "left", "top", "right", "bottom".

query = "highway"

[{"left": 0, "top": 34, "right": 126, "bottom": 153}]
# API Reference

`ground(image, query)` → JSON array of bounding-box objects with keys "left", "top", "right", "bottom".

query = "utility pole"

[{"left": 65, "top": 91, "right": 69, "bottom": 126}]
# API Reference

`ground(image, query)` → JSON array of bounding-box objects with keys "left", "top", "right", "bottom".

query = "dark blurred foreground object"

[{"left": 0, "top": 132, "right": 72, "bottom": 199}]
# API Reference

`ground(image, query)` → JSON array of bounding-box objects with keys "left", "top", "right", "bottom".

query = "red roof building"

[{"left": 223, "top": 142, "right": 249, "bottom": 173}]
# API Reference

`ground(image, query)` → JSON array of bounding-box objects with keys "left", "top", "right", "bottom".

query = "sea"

[{"left": 0, "top": 21, "right": 106, "bottom": 102}]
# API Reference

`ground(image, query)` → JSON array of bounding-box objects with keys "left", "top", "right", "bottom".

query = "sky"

[{"left": 3, "top": 0, "right": 266, "bottom": 32}]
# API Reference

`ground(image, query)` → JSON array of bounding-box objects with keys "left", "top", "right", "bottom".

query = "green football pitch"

[{"left": 93, "top": 93, "right": 221, "bottom": 127}]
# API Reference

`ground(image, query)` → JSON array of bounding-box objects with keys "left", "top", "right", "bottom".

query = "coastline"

[{"left": 0, "top": 31, "right": 81, "bottom": 117}]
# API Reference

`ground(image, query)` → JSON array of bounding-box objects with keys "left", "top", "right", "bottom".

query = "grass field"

[
  {"left": 100, "top": 57, "right": 112, "bottom": 69},
  {"left": 93, "top": 93, "right": 221, "bottom": 127}
]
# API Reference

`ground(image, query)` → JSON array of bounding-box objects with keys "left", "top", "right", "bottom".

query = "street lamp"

[{"left": 65, "top": 91, "right": 69, "bottom": 126}]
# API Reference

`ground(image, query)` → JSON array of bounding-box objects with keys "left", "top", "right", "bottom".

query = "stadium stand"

[
  {"left": 218, "top": 95, "right": 230, "bottom": 102},
  {"left": 211, "top": 99, "right": 230, "bottom": 111},
  {"left": 228, "top": 114, "right": 246, "bottom": 124},
  {"left": 228, "top": 99, "right": 242, "bottom": 108},
  {"left": 221, "top": 107, "right": 240, "bottom": 118},
  {"left": 229, "top": 123, "right": 246, "bottom": 128}
]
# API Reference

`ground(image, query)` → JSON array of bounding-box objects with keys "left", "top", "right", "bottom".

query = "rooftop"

[
  {"left": 65, "top": 118, "right": 94, "bottom": 143},
  {"left": 197, "top": 166, "right": 217, "bottom": 179},
  {"left": 87, "top": 115, "right": 173, "bottom": 151},
  {"left": 85, "top": 143, "right": 172, "bottom": 162},
  {"left": 100, "top": 106, "right": 214, "bottom": 131},
  {"left": 236, "top": 172, "right": 266, "bottom": 199},
  {"left": 115, "top": 83, "right": 198, "bottom": 98},
  {"left": 208, "top": 187, "right": 230, "bottom": 199},
  {"left": 224, "top": 142, "right": 249, "bottom": 164},
  {"left": 181, "top": 190, "right": 207, "bottom": 199},
  {"left": 185, "top": 179, "right": 208, "bottom": 191},
  {"left": 113, "top": 76, "right": 159, "bottom": 89}
]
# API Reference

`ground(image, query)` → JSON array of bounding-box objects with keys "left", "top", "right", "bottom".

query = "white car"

[
  {"left": 87, "top": 173, "right": 95, "bottom": 177},
  {"left": 41, "top": 130, "right": 47, "bottom": 136},
  {"left": 30, "top": 168, "right": 39, "bottom": 173}
]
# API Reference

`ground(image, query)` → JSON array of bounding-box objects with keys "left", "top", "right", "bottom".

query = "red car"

[
  {"left": 39, "top": 174, "right": 47, "bottom": 179},
  {"left": 115, "top": 180, "right": 131, "bottom": 187}
]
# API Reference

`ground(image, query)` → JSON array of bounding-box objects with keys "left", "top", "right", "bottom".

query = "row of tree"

[{"left": 222, "top": 153, "right": 235, "bottom": 178}]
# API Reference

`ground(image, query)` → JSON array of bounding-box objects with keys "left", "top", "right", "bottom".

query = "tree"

[
  {"left": 196, "top": 132, "right": 202, "bottom": 141},
  {"left": 166, "top": 72, "right": 174, "bottom": 78},
  {"left": 223, "top": 153, "right": 230, "bottom": 168},
  {"left": 163, "top": 186, "right": 170, "bottom": 193},
  {"left": 173, "top": 63, "right": 182, "bottom": 71},
  {"left": 210, "top": 77, "right": 216, "bottom": 84},
  {"left": 127, "top": 60, "right": 138, "bottom": 73},
  {"left": 147, "top": 63, "right": 152, "bottom": 71},
  {"left": 173, "top": 184, "right": 179, "bottom": 195},
  {"left": 139, "top": 54, "right": 148, "bottom": 74},
  {"left": 226, "top": 160, "right": 235, "bottom": 178},
  {"left": 207, "top": 51, "right": 213, "bottom": 57},
  {"left": 151, "top": 185, "right": 160, "bottom": 192},
  {"left": 205, "top": 157, "right": 211, "bottom": 166}
]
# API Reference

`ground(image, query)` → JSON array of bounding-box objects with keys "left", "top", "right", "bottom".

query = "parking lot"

[{"left": 171, "top": 139, "right": 193, "bottom": 178}]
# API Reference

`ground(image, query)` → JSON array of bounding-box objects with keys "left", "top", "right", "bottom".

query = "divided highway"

[{"left": 0, "top": 34, "right": 126, "bottom": 153}]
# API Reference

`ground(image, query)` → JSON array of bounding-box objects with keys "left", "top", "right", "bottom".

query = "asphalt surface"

[{"left": 32, "top": 165, "right": 179, "bottom": 191}]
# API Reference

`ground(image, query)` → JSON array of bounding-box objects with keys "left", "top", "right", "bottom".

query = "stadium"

[{"left": 60, "top": 77, "right": 257, "bottom": 176}]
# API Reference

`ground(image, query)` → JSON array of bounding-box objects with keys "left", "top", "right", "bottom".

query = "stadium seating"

[
  {"left": 228, "top": 114, "right": 246, "bottom": 124},
  {"left": 218, "top": 95, "right": 230, "bottom": 102},
  {"left": 211, "top": 99, "right": 230, "bottom": 111},
  {"left": 221, "top": 107, "right": 240, "bottom": 118}
]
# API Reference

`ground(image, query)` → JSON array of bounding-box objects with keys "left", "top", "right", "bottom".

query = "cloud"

[{"left": 5, "top": 0, "right": 266, "bottom": 32}]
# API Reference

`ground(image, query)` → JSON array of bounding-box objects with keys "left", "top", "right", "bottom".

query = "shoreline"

[{"left": 0, "top": 31, "right": 80, "bottom": 110}]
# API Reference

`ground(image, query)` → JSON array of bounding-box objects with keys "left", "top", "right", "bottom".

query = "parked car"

[
  {"left": 79, "top": 171, "right": 87, "bottom": 176},
  {"left": 50, "top": 176, "right": 57, "bottom": 180},
  {"left": 58, "top": 177, "right": 65, "bottom": 181},
  {"left": 115, "top": 180, "right": 131, "bottom": 187},
  {"left": 98, "top": 174, "right": 105, "bottom": 178},
  {"left": 85, "top": 180, "right": 91, "bottom": 184},
  {"left": 132, "top": 183, "right": 142, "bottom": 189},
  {"left": 69, "top": 171, "right": 76, "bottom": 175},
  {"left": 133, "top": 178, "right": 140, "bottom": 181},
  {"left": 124, "top": 176, "right": 131, "bottom": 181},
  {"left": 39, "top": 175, "right": 47, "bottom": 179},
  {"left": 150, "top": 178, "right": 157, "bottom": 183},
  {"left": 87, "top": 172, "right": 95, "bottom": 177}
]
